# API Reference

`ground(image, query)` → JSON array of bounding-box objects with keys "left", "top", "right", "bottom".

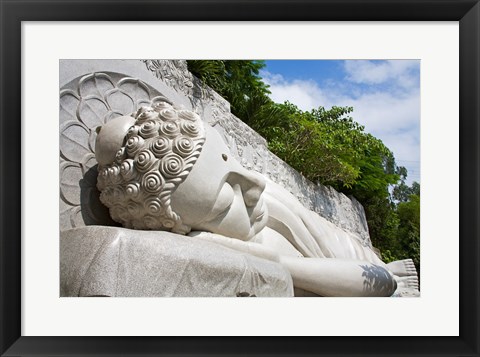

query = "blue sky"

[{"left": 261, "top": 60, "right": 421, "bottom": 185}]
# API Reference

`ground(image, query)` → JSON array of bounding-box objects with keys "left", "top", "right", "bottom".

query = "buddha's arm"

[
  {"left": 189, "top": 231, "right": 397, "bottom": 297},
  {"left": 279, "top": 256, "right": 396, "bottom": 297}
]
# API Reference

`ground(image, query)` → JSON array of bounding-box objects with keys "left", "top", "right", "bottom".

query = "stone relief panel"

[
  {"left": 143, "top": 60, "right": 194, "bottom": 96},
  {"left": 60, "top": 72, "right": 175, "bottom": 231}
]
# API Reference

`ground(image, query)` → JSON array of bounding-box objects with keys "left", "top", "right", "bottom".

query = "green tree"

[
  {"left": 254, "top": 102, "right": 363, "bottom": 186},
  {"left": 396, "top": 193, "right": 420, "bottom": 271},
  {"left": 185, "top": 60, "right": 227, "bottom": 93},
  {"left": 362, "top": 196, "right": 400, "bottom": 263},
  {"left": 373, "top": 181, "right": 421, "bottom": 268},
  {"left": 393, "top": 166, "right": 420, "bottom": 203},
  {"left": 187, "top": 60, "right": 271, "bottom": 123},
  {"left": 252, "top": 101, "right": 400, "bottom": 192}
]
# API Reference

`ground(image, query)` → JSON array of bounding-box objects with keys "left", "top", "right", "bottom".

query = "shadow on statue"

[
  {"left": 360, "top": 264, "right": 397, "bottom": 295},
  {"left": 79, "top": 165, "right": 119, "bottom": 227}
]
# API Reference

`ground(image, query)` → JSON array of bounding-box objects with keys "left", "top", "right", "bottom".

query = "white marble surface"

[{"left": 61, "top": 226, "right": 294, "bottom": 297}]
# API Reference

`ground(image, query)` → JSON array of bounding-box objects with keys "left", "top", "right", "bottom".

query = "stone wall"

[{"left": 59, "top": 59, "right": 371, "bottom": 247}]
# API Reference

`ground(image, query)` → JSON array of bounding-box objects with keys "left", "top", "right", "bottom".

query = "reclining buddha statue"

[{"left": 90, "top": 99, "right": 418, "bottom": 297}]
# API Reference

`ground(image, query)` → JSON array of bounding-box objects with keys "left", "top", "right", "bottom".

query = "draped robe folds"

[{"left": 260, "top": 179, "right": 386, "bottom": 266}]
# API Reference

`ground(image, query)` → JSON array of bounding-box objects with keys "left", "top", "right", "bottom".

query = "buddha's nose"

[
  {"left": 227, "top": 167, "right": 266, "bottom": 207},
  {"left": 239, "top": 170, "right": 266, "bottom": 207}
]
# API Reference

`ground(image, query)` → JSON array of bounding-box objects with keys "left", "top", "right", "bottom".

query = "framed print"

[{"left": 1, "top": 0, "right": 479, "bottom": 356}]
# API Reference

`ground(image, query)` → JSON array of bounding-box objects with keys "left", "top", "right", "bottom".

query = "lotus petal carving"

[
  {"left": 105, "top": 88, "right": 134, "bottom": 115},
  {"left": 77, "top": 96, "right": 110, "bottom": 129},
  {"left": 60, "top": 121, "right": 91, "bottom": 162},
  {"left": 117, "top": 78, "right": 151, "bottom": 109},
  {"left": 60, "top": 71, "right": 169, "bottom": 230},
  {"left": 60, "top": 161, "right": 83, "bottom": 206},
  {"left": 78, "top": 73, "right": 115, "bottom": 98},
  {"left": 60, "top": 90, "right": 80, "bottom": 121}
]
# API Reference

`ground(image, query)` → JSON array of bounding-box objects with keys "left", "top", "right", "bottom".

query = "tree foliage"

[
  {"left": 396, "top": 194, "right": 420, "bottom": 266},
  {"left": 253, "top": 102, "right": 399, "bottom": 193},
  {"left": 393, "top": 169, "right": 420, "bottom": 203},
  {"left": 187, "top": 60, "right": 270, "bottom": 123}
]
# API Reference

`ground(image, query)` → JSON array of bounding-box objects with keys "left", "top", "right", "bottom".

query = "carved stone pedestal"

[{"left": 61, "top": 226, "right": 294, "bottom": 297}]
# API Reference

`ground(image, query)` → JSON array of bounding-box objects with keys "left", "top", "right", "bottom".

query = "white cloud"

[
  {"left": 346, "top": 91, "right": 420, "bottom": 184},
  {"left": 261, "top": 67, "right": 420, "bottom": 184},
  {"left": 346, "top": 90, "right": 420, "bottom": 135},
  {"left": 262, "top": 72, "right": 329, "bottom": 110},
  {"left": 343, "top": 60, "right": 419, "bottom": 90}
]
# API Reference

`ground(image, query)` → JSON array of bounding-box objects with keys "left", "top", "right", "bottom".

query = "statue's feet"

[
  {"left": 387, "top": 259, "right": 417, "bottom": 277},
  {"left": 395, "top": 275, "right": 419, "bottom": 291},
  {"left": 392, "top": 287, "right": 420, "bottom": 297},
  {"left": 392, "top": 275, "right": 420, "bottom": 297}
]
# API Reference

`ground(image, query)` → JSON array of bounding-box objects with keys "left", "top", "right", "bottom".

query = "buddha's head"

[{"left": 95, "top": 101, "right": 268, "bottom": 240}]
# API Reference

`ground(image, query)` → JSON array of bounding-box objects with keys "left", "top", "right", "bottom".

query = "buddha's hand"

[{"left": 188, "top": 231, "right": 280, "bottom": 263}]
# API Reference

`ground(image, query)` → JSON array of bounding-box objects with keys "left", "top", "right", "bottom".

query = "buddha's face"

[{"left": 171, "top": 126, "right": 268, "bottom": 240}]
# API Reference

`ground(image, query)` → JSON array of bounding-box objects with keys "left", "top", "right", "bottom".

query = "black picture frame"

[{"left": 1, "top": 0, "right": 478, "bottom": 356}]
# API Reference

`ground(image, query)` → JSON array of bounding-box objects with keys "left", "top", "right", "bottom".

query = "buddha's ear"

[{"left": 95, "top": 115, "right": 136, "bottom": 166}]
